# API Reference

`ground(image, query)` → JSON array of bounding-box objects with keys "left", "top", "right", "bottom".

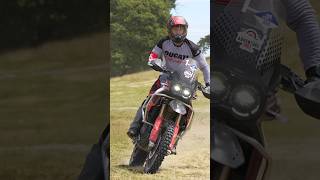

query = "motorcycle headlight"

[
  {"left": 230, "top": 85, "right": 261, "bottom": 117},
  {"left": 213, "top": 72, "right": 228, "bottom": 98},
  {"left": 171, "top": 84, "right": 192, "bottom": 99},
  {"left": 182, "top": 88, "right": 191, "bottom": 98},
  {"left": 173, "top": 84, "right": 181, "bottom": 92}
]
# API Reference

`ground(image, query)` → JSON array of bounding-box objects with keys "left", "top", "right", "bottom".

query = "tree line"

[
  {"left": 0, "top": 0, "right": 107, "bottom": 51},
  {"left": 111, "top": 0, "right": 176, "bottom": 76}
]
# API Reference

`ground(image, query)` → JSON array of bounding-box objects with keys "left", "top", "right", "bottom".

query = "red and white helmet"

[{"left": 167, "top": 16, "right": 188, "bottom": 44}]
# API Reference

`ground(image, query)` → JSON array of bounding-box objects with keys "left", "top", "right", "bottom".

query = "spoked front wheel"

[
  {"left": 144, "top": 120, "right": 175, "bottom": 173},
  {"left": 129, "top": 144, "right": 148, "bottom": 167}
]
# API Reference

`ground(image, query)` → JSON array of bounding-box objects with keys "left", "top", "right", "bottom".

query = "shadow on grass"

[{"left": 116, "top": 164, "right": 144, "bottom": 174}]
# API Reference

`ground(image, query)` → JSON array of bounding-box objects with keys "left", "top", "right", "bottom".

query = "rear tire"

[{"left": 144, "top": 120, "right": 175, "bottom": 173}]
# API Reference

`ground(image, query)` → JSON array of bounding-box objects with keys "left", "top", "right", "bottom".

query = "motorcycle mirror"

[{"left": 294, "top": 80, "right": 320, "bottom": 119}]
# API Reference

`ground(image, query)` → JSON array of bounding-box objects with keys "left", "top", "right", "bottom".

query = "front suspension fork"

[
  {"left": 148, "top": 103, "right": 183, "bottom": 151},
  {"left": 169, "top": 114, "right": 182, "bottom": 151},
  {"left": 148, "top": 104, "right": 166, "bottom": 147}
]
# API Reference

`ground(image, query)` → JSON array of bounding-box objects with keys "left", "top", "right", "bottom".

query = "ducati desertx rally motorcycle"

[
  {"left": 211, "top": 0, "right": 320, "bottom": 179},
  {"left": 128, "top": 58, "right": 210, "bottom": 173}
]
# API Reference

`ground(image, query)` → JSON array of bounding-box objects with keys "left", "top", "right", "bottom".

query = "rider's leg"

[
  {"left": 127, "top": 105, "right": 144, "bottom": 139},
  {"left": 127, "top": 77, "right": 161, "bottom": 139}
]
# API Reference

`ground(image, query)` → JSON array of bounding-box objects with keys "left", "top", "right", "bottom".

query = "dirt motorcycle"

[
  {"left": 128, "top": 58, "right": 210, "bottom": 174},
  {"left": 211, "top": 0, "right": 320, "bottom": 179}
]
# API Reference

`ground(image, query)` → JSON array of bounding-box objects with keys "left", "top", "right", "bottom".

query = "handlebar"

[
  {"left": 280, "top": 64, "right": 306, "bottom": 93},
  {"left": 197, "top": 82, "right": 210, "bottom": 99}
]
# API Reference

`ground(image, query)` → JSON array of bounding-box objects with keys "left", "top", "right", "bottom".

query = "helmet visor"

[{"left": 171, "top": 25, "right": 187, "bottom": 36}]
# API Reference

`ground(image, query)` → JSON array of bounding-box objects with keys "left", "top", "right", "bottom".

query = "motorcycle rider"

[{"left": 127, "top": 16, "right": 210, "bottom": 139}]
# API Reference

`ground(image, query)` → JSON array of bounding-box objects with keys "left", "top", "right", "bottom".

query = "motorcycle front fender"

[
  {"left": 211, "top": 121, "right": 245, "bottom": 168},
  {"left": 169, "top": 99, "right": 187, "bottom": 115}
]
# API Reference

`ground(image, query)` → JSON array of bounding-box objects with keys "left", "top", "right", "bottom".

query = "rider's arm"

[
  {"left": 186, "top": 39, "right": 210, "bottom": 85},
  {"left": 284, "top": 0, "right": 320, "bottom": 72},
  {"left": 147, "top": 37, "right": 168, "bottom": 67},
  {"left": 194, "top": 53, "right": 210, "bottom": 86},
  {"left": 148, "top": 46, "right": 162, "bottom": 63}
]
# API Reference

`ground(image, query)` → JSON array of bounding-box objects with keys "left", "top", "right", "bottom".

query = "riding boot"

[{"left": 127, "top": 103, "right": 144, "bottom": 139}]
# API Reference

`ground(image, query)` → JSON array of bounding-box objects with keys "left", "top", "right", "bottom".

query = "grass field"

[
  {"left": 110, "top": 71, "right": 210, "bottom": 179},
  {"left": 0, "top": 33, "right": 108, "bottom": 179},
  {"left": 263, "top": 90, "right": 320, "bottom": 180}
]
